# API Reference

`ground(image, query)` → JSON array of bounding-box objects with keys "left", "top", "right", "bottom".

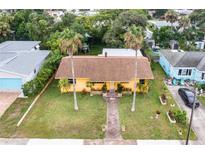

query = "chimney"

[{"left": 105, "top": 52, "right": 107, "bottom": 57}]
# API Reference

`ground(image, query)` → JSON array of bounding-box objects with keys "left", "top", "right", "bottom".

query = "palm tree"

[
  {"left": 165, "top": 10, "right": 178, "bottom": 28},
  {"left": 178, "top": 16, "right": 190, "bottom": 32},
  {"left": 59, "top": 28, "right": 83, "bottom": 111},
  {"left": 124, "top": 25, "right": 144, "bottom": 112}
]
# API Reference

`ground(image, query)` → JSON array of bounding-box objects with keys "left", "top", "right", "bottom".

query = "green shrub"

[
  {"left": 117, "top": 83, "right": 123, "bottom": 93},
  {"left": 102, "top": 83, "right": 107, "bottom": 93},
  {"left": 22, "top": 53, "right": 63, "bottom": 96},
  {"left": 174, "top": 110, "right": 187, "bottom": 125},
  {"left": 200, "top": 84, "right": 205, "bottom": 90}
]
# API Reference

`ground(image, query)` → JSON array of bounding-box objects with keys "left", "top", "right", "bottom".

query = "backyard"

[{"left": 119, "top": 63, "right": 196, "bottom": 140}]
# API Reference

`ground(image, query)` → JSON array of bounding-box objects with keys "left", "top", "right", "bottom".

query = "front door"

[{"left": 110, "top": 81, "right": 115, "bottom": 91}]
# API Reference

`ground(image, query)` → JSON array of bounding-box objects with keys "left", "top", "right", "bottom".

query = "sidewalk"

[{"left": 0, "top": 138, "right": 188, "bottom": 145}]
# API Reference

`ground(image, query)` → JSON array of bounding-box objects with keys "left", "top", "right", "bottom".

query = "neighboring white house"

[
  {"left": 45, "top": 10, "right": 65, "bottom": 22},
  {"left": 148, "top": 20, "right": 179, "bottom": 29},
  {"left": 0, "top": 41, "right": 40, "bottom": 52},
  {"left": 98, "top": 48, "right": 143, "bottom": 57},
  {"left": 195, "top": 41, "right": 205, "bottom": 50},
  {"left": 174, "top": 9, "right": 193, "bottom": 15},
  {"left": 0, "top": 41, "right": 50, "bottom": 93}
]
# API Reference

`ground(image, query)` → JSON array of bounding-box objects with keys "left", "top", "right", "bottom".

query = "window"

[
  {"left": 34, "top": 69, "right": 36, "bottom": 74},
  {"left": 178, "top": 69, "right": 192, "bottom": 76},
  {"left": 94, "top": 82, "right": 104, "bottom": 84},
  {"left": 202, "top": 73, "right": 205, "bottom": 80},
  {"left": 68, "top": 79, "right": 76, "bottom": 84},
  {"left": 139, "top": 79, "right": 145, "bottom": 84},
  {"left": 178, "top": 69, "right": 182, "bottom": 75}
]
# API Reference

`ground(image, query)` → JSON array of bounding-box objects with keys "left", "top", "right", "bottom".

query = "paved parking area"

[
  {"left": 166, "top": 85, "right": 205, "bottom": 144},
  {"left": 0, "top": 92, "right": 20, "bottom": 117}
]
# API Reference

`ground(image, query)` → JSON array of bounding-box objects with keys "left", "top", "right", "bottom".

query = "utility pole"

[{"left": 185, "top": 86, "right": 196, "bottom": 145}]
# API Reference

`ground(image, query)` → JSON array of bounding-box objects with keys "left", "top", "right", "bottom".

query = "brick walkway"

[
  {"left": 0, "top": 92, "right": 20, "bottom": 117},
  {"left": 105, "top": 96, "right": 121, "bottom": 139}
]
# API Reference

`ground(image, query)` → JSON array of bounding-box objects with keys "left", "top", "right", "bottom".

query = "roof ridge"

[
  {"left": 197, "top": 54, "right": 205, "bottom": 69},
  {"left": 64, "top": 56, "right": 147, "bottom": 59},
  {"left": 174, "top": 52, "right": 187, "bottom": 66}
]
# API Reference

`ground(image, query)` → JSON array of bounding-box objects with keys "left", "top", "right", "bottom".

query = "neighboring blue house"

[
  {"left": 159, "top": 50, "right": 205, "bottom": 84},
  {"left": 0, "top": 41, "right": 50, "bottom": 92}
]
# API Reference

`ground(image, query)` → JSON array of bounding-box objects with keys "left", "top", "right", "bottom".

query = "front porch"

[{"left": 59, "top": 79, "right": 150, "bottom": 94}]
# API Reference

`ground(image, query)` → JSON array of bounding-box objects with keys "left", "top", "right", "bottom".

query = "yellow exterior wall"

[{"left": 60, "top": 78, "right": 149, "bottom": 93}]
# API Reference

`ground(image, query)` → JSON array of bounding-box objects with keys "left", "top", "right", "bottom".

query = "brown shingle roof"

[{"left": 55, "top": 56, "right": 154, "bottom": 81}]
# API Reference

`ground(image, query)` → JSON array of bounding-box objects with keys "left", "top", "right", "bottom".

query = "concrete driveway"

[
  {"left": 0, "top": 92, "right": 20, "bottom": 118},
  {"left": 167, "top": 85, "right": 205, "bottom": 144}
]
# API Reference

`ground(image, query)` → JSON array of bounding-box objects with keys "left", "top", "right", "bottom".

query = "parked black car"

[{"left": 178, "top": 88, "right": 200, "bottom": 108}]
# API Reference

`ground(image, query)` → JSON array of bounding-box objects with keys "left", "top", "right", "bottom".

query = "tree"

[
  {"left": 190, "top": 10, "right": 205, "bottom": 40},
  {"left": 153, "top": 26, "right": 176, "bottom": 48},
  {"left": 165, "top": 10, "right": 178, "bottom": 27},
  {"left": 152, "top": 9, "right": 168, "bottom": 19},
  {"left": 11, "top": 10, "right": 33, "bottom": 40},
  {"left": 103, "top": 10, "right": 148, "bottom": 47},
  {"left": 26, "top": 12, "right": 54, "bottom": 48},
  {"left": 0, "top": 13, "right": 14, "bottom": 42},
  {"left": 124, "top": 25, "right": 144, "bottom": 112},
  {"left": 178, "top": 16, "right": 190, "bottom": 32},
  {"left": 199, "top": 23, "right": 205, "bottom": 40},
  {"left": 190, "top": 10, "right": 205, "bottom": 26},
  {"left": 59, "top": 28, "right": 83, "bottom": 111}
]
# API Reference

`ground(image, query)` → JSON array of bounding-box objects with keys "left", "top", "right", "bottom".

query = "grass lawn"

[
  {"left": 77, "top": 43, "right": 105, "bottom": 56},
  {"left": 198, "top": 96, "right": 205, "bottom": 107},
  {"left": 119, "top": 63, "right": 196, "bottom": 140},
  {"left": 13, "top": 80, "right": 106, "bottom": 139},
  {"left": 0, "top": 97, "right": 35, "bottom": 138}
]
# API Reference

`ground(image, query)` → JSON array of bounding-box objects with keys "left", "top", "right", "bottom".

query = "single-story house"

[
  {"left": 55, "top": 56, "right": 154, "bottom": 93},
  {"left": 0, "top": 41, "right": 50, "bottom": 92},
  {"left": 98, "top": 48, "right": 143, "bottom": 57},
  {"left": 159, "top": 50, "right": 205, "bottom": 84}
]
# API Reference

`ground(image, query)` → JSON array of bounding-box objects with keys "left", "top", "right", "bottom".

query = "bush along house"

[
  {"left": 159, "top": 50, "right": 205, "bottom": 84},
  {"left": 55, "top": 56, "right": 154, "bottom": 94}
]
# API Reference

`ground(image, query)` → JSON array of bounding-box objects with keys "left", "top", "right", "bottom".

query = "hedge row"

[{"left": 22, "top": 53, "right": 63, "bottom": 96}]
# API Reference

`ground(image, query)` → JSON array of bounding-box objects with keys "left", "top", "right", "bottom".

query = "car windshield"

[
  {"left": 188, "top": 96, "right": 194, "bottom": 103},
  {"left": 185, "top": 90, "right": 194, "bottom": 97}
]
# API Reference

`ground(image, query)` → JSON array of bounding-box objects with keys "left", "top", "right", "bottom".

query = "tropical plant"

[
  {"left": 124, "top": 25, "right": 144, "bottom": 112},
  {"left": 178, "top": 16, "right": 190, "bottom": 32},
  {"left": 101, "top": 83, "right": 107, "bottom": 93},
  {"left": 58, "top": 79, "right": 70, "bottom": 91},
  {"left": 174, "top": 110, "right": 187, "bottom": 125},
  {"left": 103, "top": 10, "right": 147, "bottom": 47},
  {"left": 164, "top": 10, "right": 178, "bottom": 27},
  {"left": 59, "top": 28, "right": 83, "bottom": 111},
  {"left": 117, "top": 83, "right": 123, "bottom": 93}
]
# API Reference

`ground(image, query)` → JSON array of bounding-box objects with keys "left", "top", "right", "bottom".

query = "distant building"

[
  {"left": 98, "top": 48, "right": 143, "bottom": 57},
  {"left": 159, "top": 50, "right": 205, "bottom": 84},
  {"left": 174, "top": 9, "right": 193, "bottom": 15},
  {"left": 148, "top": 20, "right": 179, "bottom": 29},
  {"left": 45, "top": 10, "right": 65, "bottom": 22}
]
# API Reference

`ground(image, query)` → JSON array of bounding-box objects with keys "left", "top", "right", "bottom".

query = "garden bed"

[{"left": 119, "top": 63, "right": 196, "bottom": 140}]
